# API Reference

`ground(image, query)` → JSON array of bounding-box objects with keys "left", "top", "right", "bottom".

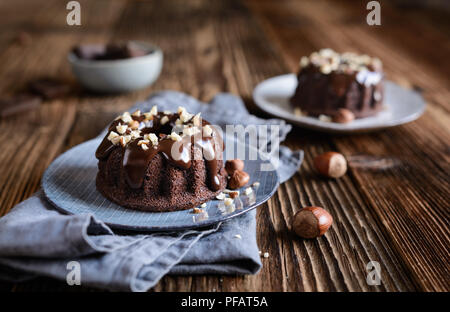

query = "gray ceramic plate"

[
  {"left": 42, "top": 138, "right": 279, "bottom": 232},
  {"left": 253, "top": 74, "right": 426, "bottom": 133}
]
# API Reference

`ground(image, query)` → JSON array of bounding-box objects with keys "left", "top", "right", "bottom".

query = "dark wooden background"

[{"left": 0, "top": 0, "right": 448, "bottom": 292}]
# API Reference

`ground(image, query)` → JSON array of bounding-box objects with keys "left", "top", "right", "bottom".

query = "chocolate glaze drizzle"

[{"left": 95, "top": 112, "right": 224, "bottom": 191}]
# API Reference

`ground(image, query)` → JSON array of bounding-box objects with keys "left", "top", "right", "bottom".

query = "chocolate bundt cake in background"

[
  {"left": 95, "top": 106, "right": 227, "bottom": 212},
  {"left": 290, "top": 49, "right": 384, "bottom": 119}
]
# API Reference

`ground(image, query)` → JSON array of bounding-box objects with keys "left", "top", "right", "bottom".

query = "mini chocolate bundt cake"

[
  {"left": 290, "top": 49, "right": 384, "bottom": 119},
  {"left": 95, "top": 106, "right": 227, "bottom": 212}
]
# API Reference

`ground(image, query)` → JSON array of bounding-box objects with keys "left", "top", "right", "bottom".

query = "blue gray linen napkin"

[{"left": 0, "top": 91, "right": 303, "bottom": 291}]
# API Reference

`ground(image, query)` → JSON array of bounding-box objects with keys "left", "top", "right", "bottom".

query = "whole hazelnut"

[
  {"left": 292, "top": 207, "right": 333, "bottom": 239},
  {"left": 332, "top": 108, "right": 355, "bottom": 123},
  {"left": 225, "top": 159, "right": 244, "bottom": 175},
  {"left": 314, "top": 151, "right": 347, "bottom": 178},
  {"left": 227, "top": 170, "right": 250, "bottom": 189}
]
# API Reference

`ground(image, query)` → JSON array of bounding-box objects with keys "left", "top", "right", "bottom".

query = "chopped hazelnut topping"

[
  {"left": 121, "top": 112, "right": 132, "bottom": 123},
  {"left": 163, "top": 110, "right": 172, "bottom": 115},
  {"left": 144, "top": 106, "right": 157, "bottom": 120},
  {"left": 192, "top": 113, "right": 202, "bottom": 126},
  {"left": 130, "top": 130, "right": 141, "bottom": 139},
  {"left": 294, "top": 107, "right": 305, "bottom": 117},
  {"left": 318, "top": 114, "right": 332, "bottom": 122},
  {"left": 200, "top": 203, "right": 207, "bottom": 208},
  {"left": 192, "top": 207, "right": 204, "bottom": 214},
  {"left": 137, "top": 139, "right": 149, "bottom": 146},
  {"left": 320, "top": 64, "right": 332, "bottom": 74},
  {"left": 143, "top": 112, "right": 153, "bottom": 120},
  {"left": 183, "top": 126, "right": 201, "bottom": 136},
  {"left": 216, "top": 192, "right": 226, "bottom": 200},
  {"left": 141, "top": 143, "right": 149, "bottom": 151},
  {"left": 244, "top": 187, "right": 253, "bottom": 196},
  {"left": 129, "top": 120, "right": 140, "bottom": 130},
  {"left": 180, "top": 110, "right": 193, "bottom": 123},
  {"left": 372, "top": 57, "right": 382, "bottom": 69},
  {"left": 116, "top": 123, "right": 128, "bottom": 135},
  {"left": 175, "top": 118, "right": 183, "bottom": 125},
  {"left": 300, "top": 49, "right": 382, "bottom": 75},
  {"left": 132, "top": 110, "right": 141, "bottom": 117},
  {"left": 203, "top": 125, "right": 213, "bottom": 137},
  {"left": 229, "top": 191, "right": 239, "bottom": 199},
  {"left": 160, "top": 116, "right": 169, "bottom": 125},
  {"left": 107, "top": 131, "right": 120, "bottom": 144},
  {"left": 177, "top": 106, "right": 186, "bottom": 115},
  {"left": 300, "top": 56, "right": 309, "bottom": 67},
  {"left": 168, "top": 132, "right": 182, "bottom": 141},
  {"left": 226, "top": 190, "right": 240, "bottom": 197},
  {"left": 147, "top": 133, "right": 158, "bottom": 146},
  {"left": 224, "top": 198, "right": 234, "bottom": 206},
  {"left": 119, "top": 136, "right": 126, "bottom": 147}
]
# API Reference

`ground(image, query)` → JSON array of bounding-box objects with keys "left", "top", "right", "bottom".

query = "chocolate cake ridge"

[{"left": 95, "top": 106, "right": 227, "bottom": 212}]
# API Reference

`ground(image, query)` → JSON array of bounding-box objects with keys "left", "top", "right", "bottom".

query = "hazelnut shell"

[
  {"left": 227, "top": 170, "right": 250, "bottom": 189},
  {"left": 332, "top": 108, "right": 355, "bottom": 123},
  {"left": 225, "top": 159, "right": 244, "bottom": 175},
  {"left": 292, "top": 207, "right": 333, "bottom": 239},
  {"left": 314, "top": 151, "right": 347, "bottom": 178}
]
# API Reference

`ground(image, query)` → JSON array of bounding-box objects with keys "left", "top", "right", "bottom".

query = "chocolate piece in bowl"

[
  {"left": 290, "top": 49, "right": 384, "bottom": 119},
  {"left": 73, "top": 42, "right": 151, "bottom": 61},
  {"left": 95, "top": 106, "right": 228, "bottom": 212},
  {"left": 126, "top": 43, "right": 150, "bottom": 58},
  {"left": 72, "top": 44, "right": 106, "bottom": 60}
]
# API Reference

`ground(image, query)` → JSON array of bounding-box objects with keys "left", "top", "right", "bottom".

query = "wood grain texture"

[
  {"left": 246, "top": 0, "right": 450, "bottom": 291},
  {"left": 0, "top": 0, "right": 448, "bottom": 292}
]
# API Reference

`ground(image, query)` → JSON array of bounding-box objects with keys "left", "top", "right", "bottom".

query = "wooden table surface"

[{"left": 0, "top": 0, "right": 448, "bottom": 292}]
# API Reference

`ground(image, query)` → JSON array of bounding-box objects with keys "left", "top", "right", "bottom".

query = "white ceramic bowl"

[{"left": 68, "top": 41, "right": 163, "bottom": 93}]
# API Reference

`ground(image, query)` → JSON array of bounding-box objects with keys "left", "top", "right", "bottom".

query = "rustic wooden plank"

[
  {"left": 0, "top": 0, "right": 127, "bottom": 292},
  {"left": 198, "top": 0, "right": 417, "bottom": 292},
  {"left": 1, "top": 0, "right": 448, "bottom": 292},
  {"left": 245, "top": 0, "right": 449, "bottom": 291},
  {"left": 0, "top": 0, "right": 128, "bottom": 208}
]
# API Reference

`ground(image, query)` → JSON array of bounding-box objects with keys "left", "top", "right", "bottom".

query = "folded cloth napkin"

[{"left": 0, "top": 91, "right": 303, "bottom": 291}]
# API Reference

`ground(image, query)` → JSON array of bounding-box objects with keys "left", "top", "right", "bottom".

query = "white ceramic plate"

[{"left": 253, "top": 74, "right": 426, "bottom": 133}]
